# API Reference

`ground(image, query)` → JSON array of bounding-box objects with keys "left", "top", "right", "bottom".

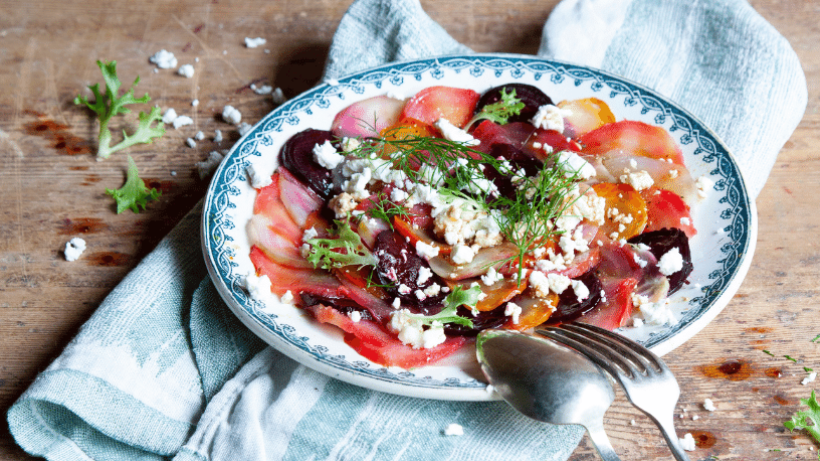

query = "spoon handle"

[{"left": 585, "top": 420, "right": 623, "bottom": 461}]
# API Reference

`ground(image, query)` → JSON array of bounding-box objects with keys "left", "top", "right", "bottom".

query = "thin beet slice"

[
  {"left": 551, "top": 270, "right": 603, "bottom": 323},
  {"left": 279, "top": 129, "right": 336, "bottom": 198},
  {"left": 444, "top": 306, "right": 507, "bottom": 337},
  {"left": 300, "top": 293, "right": 373, "bottom": 321},
  {"left": 374, "top": 230, "right": 447, "bottom": 312},
  {"left": 627, "top": 228, "right": 693, "bottom": 294},
  {"left": 475, "top": 84, "right": 552, "bottom": 124},
  {"left": 483, "top": 144, "right": 544, "bottom": 200}
]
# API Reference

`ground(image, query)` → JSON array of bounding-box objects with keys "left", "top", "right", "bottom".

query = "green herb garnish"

[
  {"left": 403, "top": 285, "right": 480, "bottom": 328},
  {"left": 785, "top": 355, "right": 799, "bottom": 363},
  {"left": 306, "top": 220, "right": 378, "bottom": 270},
  {"left": 106, "top": 155, "right": 161, "bottom": 213},
  {"left": 806, "top": 367, "right": 815, "bottom": 373},
  {"left": 346, "top": 131, "right": 580, "bottom": 284},
  {"left": 812, "top": 333, "right": 820, "bottom": 343},
  {"left": 74, "top": 60, "right": 164, "bottom": 160},
  {"left": 784, "top": 390, "right": 820, "bottom": 453},
  {"left": 464, "top": 88, "right": 525, "bottom": 130},
  {"left": 763, "top": 350, "right": 774, "bottom": 356},
  {"left": 364, "top": 192, "right": 415, "bottom": 230}
]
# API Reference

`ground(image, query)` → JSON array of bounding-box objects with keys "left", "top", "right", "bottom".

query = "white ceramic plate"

[{"left": 201, "top": 54, "right": 757, "bottom": 401}]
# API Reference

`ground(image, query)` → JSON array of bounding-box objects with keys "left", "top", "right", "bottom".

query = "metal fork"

[{"left": 537, "top": 323, "right": 691, "bottom": 461}]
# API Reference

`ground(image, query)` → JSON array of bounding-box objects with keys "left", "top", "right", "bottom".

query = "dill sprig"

[
  {"left": 364, "top": 192, "right": 415, "bottom": 230},
  {"left": 345, "top": 129, "right": 583, "bottom": 284}
]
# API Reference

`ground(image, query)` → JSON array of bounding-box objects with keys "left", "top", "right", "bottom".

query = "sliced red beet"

[
  {"left": 474, "top": 84, "right": 552, "bottom": 124},
  {"left": 300, "top": 293, "right": 372, "bottom": 321},
  {"left": 642, "top": 188, "right": 696, "bottom": 237},
  {"left": 471, "top": 121, "right": 536, "bottom": 155},
  {"left": 577, "top": 278, "right": 637, "bottom": 330},
  {"left": 279, "top": 129, "right": 337, "bottom": 198},
  {"left": 580, "top": 120, "right": 685, "bottom": 165},
  {"left": 373, "top": 230, "right": 447, "bottom": 312},
  {"left": 308, "top": 304, "right": 466, "bottom": 369},
  {"left": 399, "top": 86, "right": 480, "bottom": 128},
  {"left": 627, "top": 228, "right": 693, "bottom": 294},
  {"left": 481, "top": 143, "right": 543, "bottom": 200},
  {"left": 443, "top": 306, "right": 508, "bottom": 337},
  {"left": 551, "top": 270, "right": 603, "bottom": 322}
]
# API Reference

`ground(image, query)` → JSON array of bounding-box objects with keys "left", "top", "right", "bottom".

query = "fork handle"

[
  {"left": 654, "top": 417, "right": 692, "bottom": 461},
  {"left": 585, "top": 420, "right": 623, "bottom": 461}
]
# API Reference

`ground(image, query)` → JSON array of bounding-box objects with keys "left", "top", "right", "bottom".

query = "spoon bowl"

[{"left": 476, "top": 329, "right": 622, "bottom": 461}]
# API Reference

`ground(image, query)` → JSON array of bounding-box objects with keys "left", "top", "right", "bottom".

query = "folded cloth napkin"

[{"left": 8, "top": 0, "right": 806, "bottom": 460}]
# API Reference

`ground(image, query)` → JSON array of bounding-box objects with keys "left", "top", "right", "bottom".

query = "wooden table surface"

[{"left": 1, "top": 1, "right": 818, "bottom": 459}]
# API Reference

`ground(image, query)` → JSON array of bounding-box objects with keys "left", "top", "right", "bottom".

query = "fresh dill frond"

[
  {"left": 464, "top": 87, "right": 525, "bottom": 130},
  {"left": 364, "top": 192, "right": 415, "bottom": 230}
]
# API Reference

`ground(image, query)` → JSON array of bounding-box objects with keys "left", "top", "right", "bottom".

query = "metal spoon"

[{"left": 476, "top": 330, "right": 622, "bottom": 461}]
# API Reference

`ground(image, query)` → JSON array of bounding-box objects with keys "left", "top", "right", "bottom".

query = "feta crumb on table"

[
  {"left": 443, "top": 423, "right": 464, "bottom": 436},
  {"left": 185, "top": 138, "right": 196, "bottom": 148},
  {"left": 173, "top": 115, "right": 193, "bottom": 129},
  {"left": 703, "top": 398, "right": 716, "bottom": 411},
  {"left": 244, "top": 37, "right": 267, "bottom": 48},
  {"left": 64, "top": 237, "right": 87, "bottom": 261},
  {"left": 238, "top": 122, "right": 252, "bottom": 137},
  {"left": 194, "top": 131, "right": 205, "bottom": 141},
  {"left": 222, "top": 105, "right": 242, "bottom": 125},
  {"left": 162, "top": 108, "right": 178, "bottom": 124},
  {"left": 679, "top": 433, "right": 696, "bottom": 451},
  {"left": 802, "top": 371, "right": 817, "bottom": 385},
  {"left": 272, "top": 87, "right": 287, "bottom": 104},
  {"left": 191, "top": 99, "right": 199, "bottom": 107},
  {"left": 196, "top": 151, "right": 225, "bottom": 179},
  {"left": 252, "top": 84, "right": 273, "bottom": 95},
  {"left": 214, "top": 130, "right": 223, "bottom": 143},
  {"left": 149, "top": 49, "right": 177, "bottom": 69},
  {"left": 177, "top": 64, "right": 195, "bottom": 78}
]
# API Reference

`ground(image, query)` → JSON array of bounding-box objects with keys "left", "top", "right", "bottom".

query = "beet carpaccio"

[{"left": 243, "top": 84, "right": 705, "bottom": 369}]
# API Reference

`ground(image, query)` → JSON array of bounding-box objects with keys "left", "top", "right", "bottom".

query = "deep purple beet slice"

[
  {"left": 475, "top": 84, "right": 553, "bottom": 124},
  {"left": 551, "top": 270, "right": 603, "bottom": 323},
  {"left": 483, "top": 144, "right": 544, "bottom": 200},
  {"left": 373, "top": 230, "right": 447, "bottom": 312},
  {"left": 627, "top": 228, "right": 693, "bottom": 294},
  {"left": 443, "top": 306, "right": 507, "bottom": 337},
  {"left": 299, "top": 293, "right": 373, "bottom": 321},
  {"left": 279, "top": 129, "right": 336, "bottom": 198}
]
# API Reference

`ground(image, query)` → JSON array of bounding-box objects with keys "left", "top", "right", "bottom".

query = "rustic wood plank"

[{"left": 1, "top": 1, "right": 818, "bottom": 460}]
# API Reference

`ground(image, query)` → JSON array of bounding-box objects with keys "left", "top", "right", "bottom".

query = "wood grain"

[{"left": 0, "top": 1, "right": 818, "bottom": 460}]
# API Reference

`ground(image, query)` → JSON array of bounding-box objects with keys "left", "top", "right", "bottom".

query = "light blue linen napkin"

[{"left": 8, "top": 0, "right": 806, "bottom": 460}]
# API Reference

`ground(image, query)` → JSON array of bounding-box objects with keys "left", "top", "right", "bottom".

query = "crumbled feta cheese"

[
  {"left": 173, "top": 115, "right": 194, "bottom": 129},
  {"left": 556, "top": 151, "right": 596, "bottom": 180},
  {"left": 658, "top": 247, "right": 684, "bottom": 276},
  {"left": 444, "top": 423, "right": 464, "bottom": 436},
  {"left": 632, "top": 317, "right": 644, "bottom": 328},
  {"left": 244, "top": 273, "right": 273, "bottom": 303},
  {"left": 213, "top": 130, "right": 223, "bottom": 143},
  {"left": 328, "top": 192, "right": 359, "bottom": 218},
  {"left": 528, "top": 271, "right": 551, "bottom": 298},
  {"left": 423, "top": 283, "right": 441, "bottom": 297},
  {"left": 547, "top": 273, "right": 572, "bottom": 294},
  {"left": 272, "top": 87, "right": 287, "bottom": 104},
  {"left": 277, "top": 290, "right": 294, "bottom": 305},
  {"left": 177, "top": 64, "right": 195, "bottom": 78},
  {"left": 679, "top": 433, "right": 696, "bottom": 451},
  {"left": 194, "top": 131, "right": 205, "bottom": 141},
  {"left": 802, "top": 372, "right": 817, "bottom": 385},
  {"left": 222, "top": 105, "right": 242, "bottom": 125},
  {"left": 451, "top": 244, "right": 476, "bottom": 265},
  {"left": 417, "top": 267, "right": 433, "bottom": 286},
  {"left": 702, "top": 398, "right": 716, "bottom": 412},
  {"left": 398, "top": 284, "right": 411, "bottom": 295},
  {"left": 620, "top": 170, "right": 654, "bottom": 191},
  {"left": 630, "top": 419, "right": 636, "bottom": 426},
  {"left": 696, "top": 175, "right": 714, "bottom": 198},
  {"left": 680, "top": 217, "right": 691, "bottom": 226},
  {"left": 312, "top": 140, "right": 344, "bottom": 169},
  {"left": 162, "top": 108, "right": 178, "bottom": 124},
  {"left": 149, "top": 49, "right": 177, "bottom": 69},
  {"left": 669, "top": 169, "right": 679, "bottom": 179},
  {"left": 435, "top": 118, "right": 480, "bottom": 146},
  {"left": 247, "top": 165, "right": 272, "bottom": 188},
  {"left": 64, "top": 237, "right": 87, "bottom": 261},
  {"left": 692, "top": 415, "right": 699, "bottom": 421},
  {"left": 629, "top": 158, "right": 638, "bottom": 169},
  {"left": 633, "top": 294, "right": 677, "bottom": 325},
  {"left": 530, "top": 104, "right": 571, "bottom": 132},
  {"left": 347, "top": 310, "right": 362, "bottom": 322},
  {"left": 505, "top": 302, "right": 522, "bottom": 324},
  {"left": 392, "top": 298, "right": 401, "bottom": 309},
  {"left": 192, "top": 99, "right": 199, "bottom": 107},
  {"left": 341, "top": 137, "right": 361, "bottom": 153},
  {"left": 196, "top": 151, "right": 224, "bottom": 179},
  {"left": 390, "top": 188, "right": 408, "bottom": 203},
  {"left": 389, "top": 310, "right": 447, "bottom": 349},
  {"left": 481, "top": 267, "right": 504, "bottom": 286},
  {"left": 252, "top": 84, "right": 273, "bottom": 95},
  {"left": 571, "top": 280, "right": 590, "bottom": 302},
  {"left": 185, "top": 138, "right": 197, "bottom": 149},
  {"left": 238, "top": 122, "right": 253, "bottom": 137},
  {"left": 244, "top": 37, "right": 267, "bottom": 48},
  {"left": 324, "top": 77, "right": 340, "bottom": 86},
  {"left": 415, "top": 240, "right": 440, "bottom": 260}
]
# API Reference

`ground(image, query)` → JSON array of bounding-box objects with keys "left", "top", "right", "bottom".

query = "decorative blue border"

[{"left": 202, "top": 54, "right": 752, "bottom": 391}]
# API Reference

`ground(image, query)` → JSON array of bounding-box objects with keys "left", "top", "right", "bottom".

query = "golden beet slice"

[
  {"left": 592, "top": 182, "right": 648, "bottom": 241},
  {"left": 504, "top": 294, "right": 558, "bottom": 331},
  {"left": 558, "top": 98, "right": 616, "bottom": 137}
]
